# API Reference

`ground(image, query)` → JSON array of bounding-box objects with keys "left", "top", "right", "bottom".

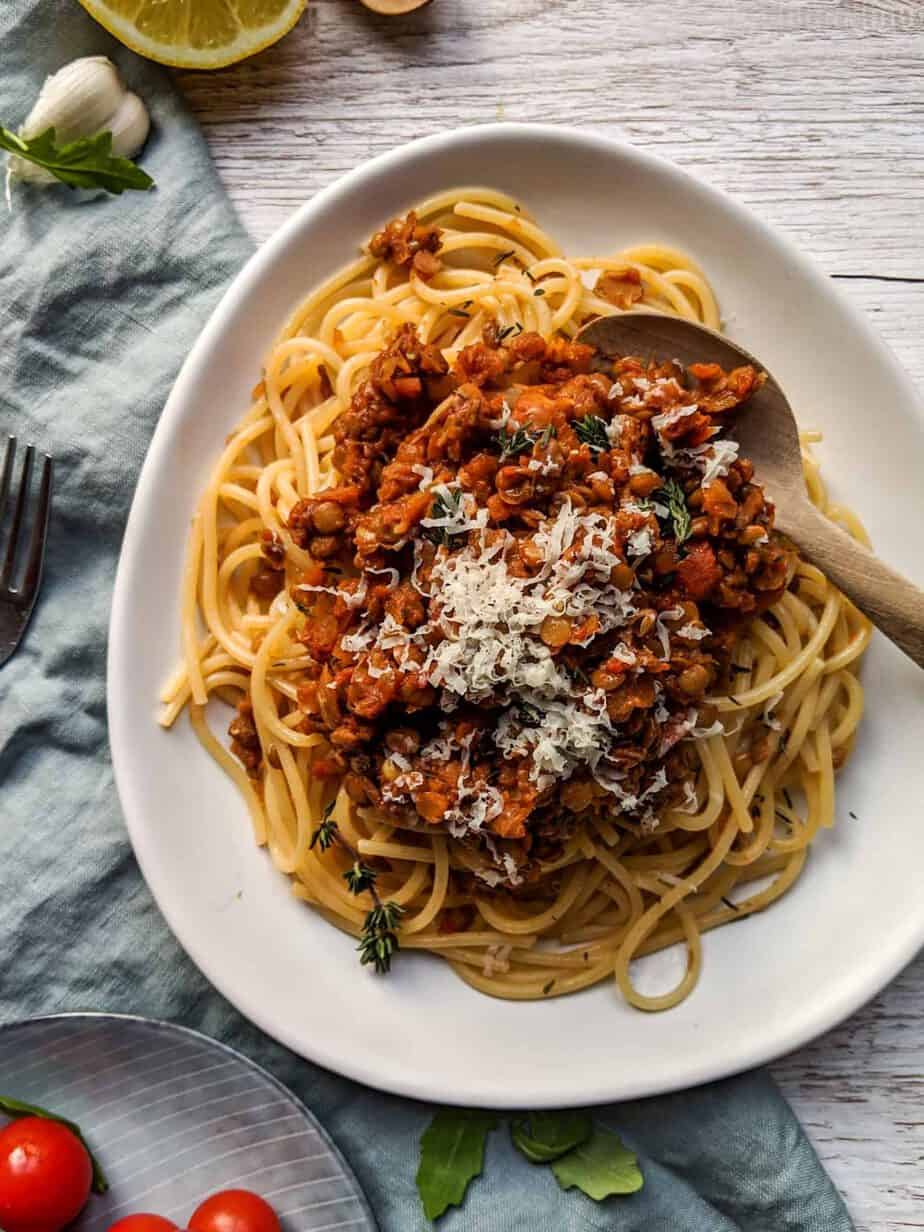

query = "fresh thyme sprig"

[
  {"left": 422, "top": 487, "right": 464, "bottom": 547},
  {"left": 309, "top": 801, "right": 404, "bottom": 973},
  {"left": 494, "top": 423, "right": 555, "bottom": 462},
  {"left": 574, "top": 414, "right": 610, "bottom": 453},
  {"left": 660, "top": 477, "right": 692, "bottom": 543},
  {"left": 309, "top": 800, "right": 339, "bottom": 851},
  {"left": 494, "top": 425, "right": 537, "bottom": 461},
  {"left": 358, "top": 902, "right": 405, "bottom": 974},
  {"left": 344, "top": 861, "right": 378, "bottom": 894}
]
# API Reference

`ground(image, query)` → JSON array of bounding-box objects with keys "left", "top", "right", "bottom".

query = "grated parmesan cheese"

[
  {"left": 502, "top": 853, "right": 523, "bottom": 885},
  {"left": 423, "top": 502, "right": 635, "bottom": 705},
  {"left": 663, "top": 434, "right": 740, "bottom": 485},
  {"left": 654, "top": 606, "right": 685, "bottom": 660},
  {"left": 606, "top": 415, "right": 627, "bottom": 445},
  {"left": 651, "top": 403, "right": 699, "bottom": 433},
  {"left": 677, "top": 780, "right": 700, "bottom": 814},
  {"left": 611, "top": 641, "right": 637, "bottom": 666},
  {"left": 366, "top": 566, "right": 399, "bottom": 590},
  {"left": 676, "top": 622, "right": 710, "bottom": 641},
  {"left": 412, "top": 463, "right": 434, "bottom": 490},
  {"left": 296, "top": 578, "right": 368, "bottom": 611},
  {"left": 496, "top": 691, "right": 614, "bottom": 789},
  {"left": 627, "top": 527, "right": 653, "bottom": 558}
]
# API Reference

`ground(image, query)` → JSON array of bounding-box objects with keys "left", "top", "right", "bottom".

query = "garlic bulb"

[{"left": 10, "top": 56, "right": 150, "bottom": 184}]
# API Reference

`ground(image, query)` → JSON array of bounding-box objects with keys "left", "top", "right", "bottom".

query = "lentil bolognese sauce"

[{"left": 161, "top": 189, "right": 870, "bottom": 1010}]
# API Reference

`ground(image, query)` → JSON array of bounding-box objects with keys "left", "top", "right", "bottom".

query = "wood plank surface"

[{"left": 173, "top": 4, "right": 924, "bottom": 1225}]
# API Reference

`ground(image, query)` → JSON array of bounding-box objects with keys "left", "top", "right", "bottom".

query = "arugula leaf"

[
  {"left": 573, "top": 414, "right": 610, "bottom": 453},
  {"left": 551, "top": 1127, "right": 643, "bottom": 1200},
  {"left": 511, "top": 1111, "right": 592, "bottom": 1163},
  {"left": 416, "top": 1108, "right": 497, "bottom": 1221},
  {"left": 0, "top": 125, "right": 154, "bottom": 195},
  {"left": 0, "top": 1095, "right": 108, "bottom": 1193},
  {"left": 660, "top": 477, "right": 692, "bottom": 544}
]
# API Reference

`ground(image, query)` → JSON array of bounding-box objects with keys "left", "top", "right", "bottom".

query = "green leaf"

[
  {"left": 511, "top": 1110, "right": 592, "bottom": 1163},
  {"left": 494, "top": 425, "right": 537, "bottom": 461},
  {"left": 416, "top": 1108, "right": 497, "bottom": 1222},
  {"left": 660, "top": 477, "right": 692, "bottom": 544},
  {"left": 552, "top": 1127, "right": 643, "bottom": 1201},
  {"left": 357, "top": 901, "right": 404, "bottom": 974},
  {"left": 574, "top": 414, "right": 610, "bottom": 453},
  {"left": 343, "top": 860, "right": 377, "bottom": 894},
  {"left": 421, "top": 487, "right": 463, "bottom": 547},
  {"left": 0, "top": 1095, "right": 109, "bottom": 1194},
  {"left": 0, "top": 125, "right": 154, "bottom": 195},
  {"left": 310, "top": 805, "right": 339, "bottom": 851}
]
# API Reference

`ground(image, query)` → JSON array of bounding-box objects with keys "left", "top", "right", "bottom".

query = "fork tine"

[
  {"left": 21, "top": 454, "right": 53, "bottom": 599},
  {"left": 1, "top": 443, "right": 34, "bottom": 588},
  {"left": 0, "top": 437, "right": 14, "bottom": 521}
]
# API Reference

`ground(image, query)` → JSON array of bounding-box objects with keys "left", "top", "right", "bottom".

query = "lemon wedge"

[{"left": 78, "top": 0, "right": 306, "bottom": 70}]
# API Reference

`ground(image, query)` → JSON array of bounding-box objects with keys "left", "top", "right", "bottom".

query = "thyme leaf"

[
  {"left": 494, "top": 425, "right": 537, "bottom": 461},
  {"left": 660, "top": 477, "right": 692, "bottom": 544},
  {"left": 310, "top": 801, "right": 340, "bottom": 852},
  {"left": 422, "top": 488, "right": 464, "bottom": 546},
  {"left": 574, "top": 414, "right": 610, "bottom": 453},
  {"left": 358, "top": 901, "right": 405, "bottom": 974},
  {"left": 344, "top": 861, "right": 377, "bottom": 895}
]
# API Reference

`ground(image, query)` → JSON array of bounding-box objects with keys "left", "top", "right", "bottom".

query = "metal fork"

[{"left": 0, "top": 437, "right": 53, "bottom": 669}]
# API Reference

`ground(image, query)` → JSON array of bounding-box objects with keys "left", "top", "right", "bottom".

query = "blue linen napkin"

[{"left": 0, "top": 4, "right": 855, "bottom": 1229}]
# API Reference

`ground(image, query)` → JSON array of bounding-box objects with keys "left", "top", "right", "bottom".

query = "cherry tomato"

[
  {"left": 107, "top": 1218, "right": 179, "bottom": 1232},
  {"left": 0, "top": 1115, "right": 92, "bottom": 1232},
  {"left": 188, "top": 1190, "right": 280, "bottom": 1232}
]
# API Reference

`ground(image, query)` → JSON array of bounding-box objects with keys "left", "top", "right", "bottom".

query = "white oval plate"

[
  {"left": 109, "top": 124, "right": 924, "bottom": 1109},
  {"left": 0, "top": 1015, "right": 375, "bottom": 1230}
]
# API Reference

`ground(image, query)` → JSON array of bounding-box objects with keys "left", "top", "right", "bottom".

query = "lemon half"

[{"left": 78, "top": 0, "right": 306, "bottom": 69}]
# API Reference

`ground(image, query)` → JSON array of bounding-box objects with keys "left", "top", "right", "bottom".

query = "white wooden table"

[{"left": 176, "top": 3, "right": 924, "bottom": 1225}]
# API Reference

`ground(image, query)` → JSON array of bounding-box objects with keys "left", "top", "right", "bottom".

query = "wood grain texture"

[{"left": 172, "top": 3, "right": 924, "bottom": 1226}]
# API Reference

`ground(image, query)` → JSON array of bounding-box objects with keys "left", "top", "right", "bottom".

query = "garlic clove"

[
  {"left": 8, "top": 54, "right": 151, "bottom": 188},
  {"left": 107, "top": 91, "right": 151, "bottom": 160},
  {"left": 22, "top": 56, "right": 125, "bottom": 147}
]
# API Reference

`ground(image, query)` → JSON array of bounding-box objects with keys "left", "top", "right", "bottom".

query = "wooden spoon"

[{"left": 578, "top": 311, "right": 924, "bottom": 669}]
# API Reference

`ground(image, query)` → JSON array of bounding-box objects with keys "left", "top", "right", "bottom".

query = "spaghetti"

[{"left": 160, "top": 188, "right": 870, "bottom": 1011}]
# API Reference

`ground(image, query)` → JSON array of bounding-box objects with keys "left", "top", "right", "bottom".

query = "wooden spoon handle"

[{"left": 779, "top": 499, "right": 924, "bottom": 668}]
